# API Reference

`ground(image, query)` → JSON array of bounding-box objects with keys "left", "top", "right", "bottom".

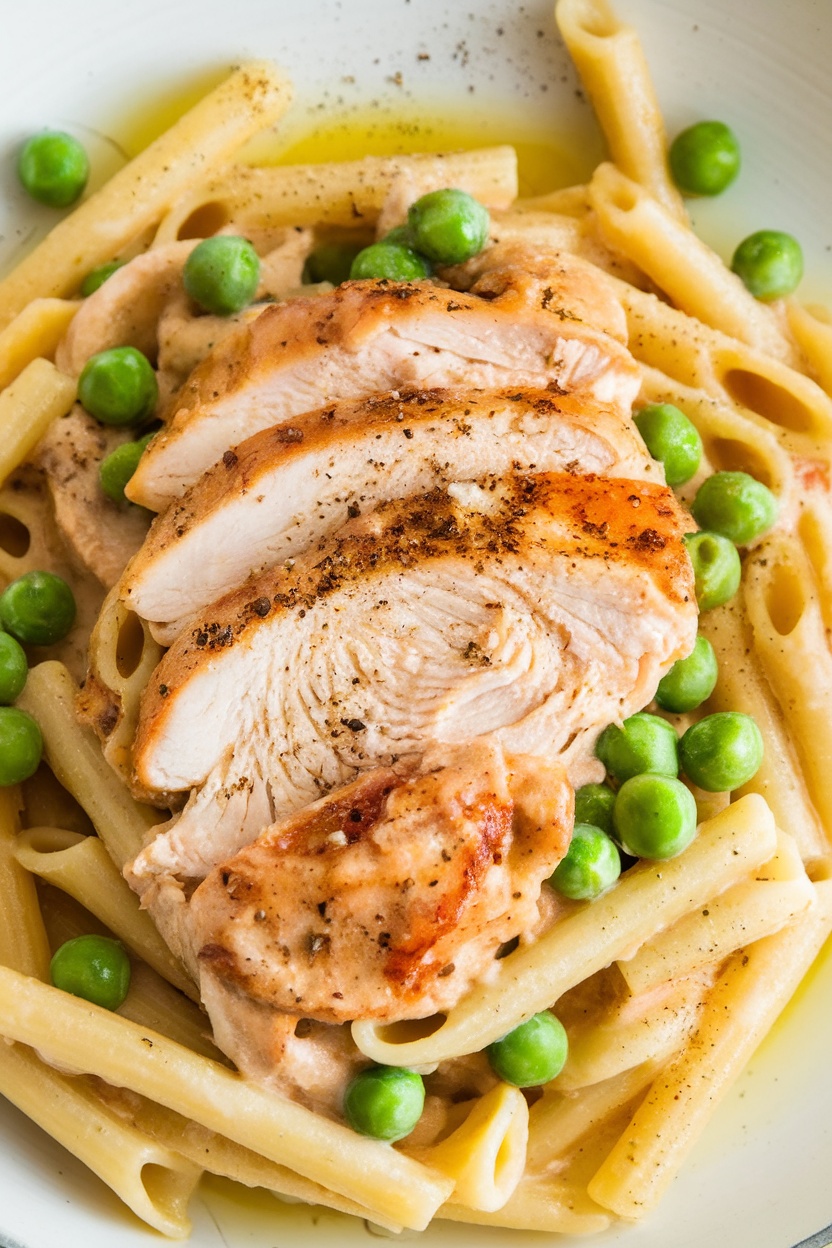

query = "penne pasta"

[
  {"left": 0, "top": 1043, "right": 201, "bottom": 1239},
  {"left": 616, "top": 831, "right": 815, "bottom": 992},
  {"left": 553, "top": 970, "right": 709, "bottom": 1091},
  {"left": 93, "top": 1086, "right": 405, "bottom": 1232},
  {"left": 440, "top": 1174, "right": 612, "bottom": 1235},
  {"left": 785, "top": 298, "right": 832, "bottom": 397},
  {"left": 0, "top": 787, "right": 51, "bottom": 981},
  {"left": 408, "top": 1083, "right": 529, "bottom": 1213},
  {"left": 35, "top": 883, "right": 220, "bottom": 1061},
  {"left": 621, "top": 282, "right": 832, "bottom": 458},
  {"left": 0, "top": 297, "right": 78, "bottom": 390},
  {"left": 554, "top": 0, "right": 685, "bottom": 220},
  {"left": 526, "top": 1060, "right": 659, "bottom": 1171},
  {"left": 698, "top": 598, "right": 827, "bottom": 863},
  {"left": 588, "top": 881, "right": 832, "bottom": 1217},
  {"left": 590, "top": 162, "right": 795, "bottom": 361},
  {"left": 0, "top": 965, "right": 454, "bottom": 1230},
  {"left": 0, "top": 357, "right": 76, "bottom": 488},
  {"left": 153, "top": 147, "right": 518, "bottom": 243},
  {"left": 0, "top": 3, "right": 830, "bottom": 1237},
  {"left": 742, "top": 534, "right": 832, "bottom": 836},
  {"left": 15, "top": 661, "right": 161, "bottom": 869}
]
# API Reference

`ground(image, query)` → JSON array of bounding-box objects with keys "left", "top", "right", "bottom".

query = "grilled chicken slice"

[
  {"left": 127, "top": 261, "right": 641, "bottom": 510},
  {"left": 35, "top": 405, "right": 151, "bottom": 587},
  {"left": 137, "top": 739, "right": 572, "bottom": 1026},
  {"left": 122, "top": 386, "right": 660, "bottom": 643},
  {"left": 123, "top": 472, "right": 695, "bottom": 877}
]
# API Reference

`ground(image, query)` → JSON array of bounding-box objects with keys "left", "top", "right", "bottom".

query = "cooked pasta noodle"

[{"left": 0, "top": 2, "right": 829, "bottom": 1239}]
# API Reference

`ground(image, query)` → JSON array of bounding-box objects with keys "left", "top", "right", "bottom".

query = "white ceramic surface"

[{"left": 1, "top": 2, "right": 831, "bottom": 1246}]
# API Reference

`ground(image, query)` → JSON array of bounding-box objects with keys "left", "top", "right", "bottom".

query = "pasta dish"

[{"left": 0, "top": 0, "right": 830, "bottom": 1240}]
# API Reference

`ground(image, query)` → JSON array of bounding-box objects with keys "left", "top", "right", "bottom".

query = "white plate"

[{"left": 1, "top": 2, "right": 831, "bottom": 1246}]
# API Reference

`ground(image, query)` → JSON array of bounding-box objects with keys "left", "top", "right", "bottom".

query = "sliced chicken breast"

[
  {"left": 127, "top": 262, "right": 641, "bottom": 510},
  {"left": 35, "top": 405, "right": 151, "bottom": 587},
  {"left": 122, "top": 386, "right": 660, "bottom": 642},
  {"left": 123, "top": 472, "right": 695, "bottom": 878},
  {"left": 136, "top": 739, "right": 571, "bottom": 1025}
]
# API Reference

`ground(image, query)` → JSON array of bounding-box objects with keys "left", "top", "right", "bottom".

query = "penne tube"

[
  {"left": 0, "top": 63, "right": 292, "bottom": 327},
  {"left": 588, "top": 881, "right": 832, "bottom": 1218},
  {"left": 617, "top": 832, "right": 815, "bottom": 992},
  {"left": 0, "top": 1042, "right": 201, "bottom": 1239},
  {"left": 553, "top": 972, "right": 708, "bottom": 1091},
  {"left": 554, "top": 0, "right": 685, "bottom": 220},
  {"left": 0, "top": 357, "right": 76, "bottom": 488},
  {"left": 0, "top": 787, "right": 51, "bottom": 980},
  {"left": 351, "top": 795, "right": 777, "bottom": 1068},
  {"left": 15, "top": 661, "right": 161, "bottom": 869},
  {"left": 527, "top": 1060, "right": 659, "bottom": 1170},
  {"left": 14, "top": 826, "right": 196, "bottom": 999},
  {"left": 153, "top": 147, "right": 518, "bottom": 242},
  {"left": 96, "top": 1087, "right": 403, "bottom": 1232},
  {"left": 590, "top": 163, "right": 793, "bottom": 361},
  {"left": 743, "top": 535, "right": 832, "bottom": 838},
  {"left": 0, "top": 297, "right": 78, "bottom": 390},
  {"left": 0, "top": 966, "right": 454, "bottom": 1231},
  {"left": 407, "top": 1084, "right": 529, "bottom": 1213},
  {"left": 699, "top": 598, "right": 827, "bottom": 863},
  {"left": 637, "top": 366, "right": 796, "bottom": 513},
  {"left": 620, "top": 282, "right": 832, "bottom": 457},
  {"left": 785, "top": 298, "right": 832, "bottom": 397},
  {"left": 796, "top": 495, "right": 832, "bottom": 639},
  {"left": 0, "top": 812, "right": 202, "bottom": 1238},
  {"left": 82, "top": 586, "right": 164, "bottom": 784}
]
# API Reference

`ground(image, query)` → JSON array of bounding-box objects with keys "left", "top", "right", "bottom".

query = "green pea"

[
  {"left": 487, "top": 1011, "right": 568, "bottom": 1087},
  {"left": 183, "top": 236, "right": 260, "bottom": 315},
  {"left": 343, "top": 1066, "right": 425, "bottom": 1141},
  {"left": 0, "top": 707, "right": 42, "bottom": 785},
  {"left": 655, "top": 635, "right": 718, "bottom": 713},
  {"left": 690, "top": 471, "right": 779, "bottom": 546},
  {"left": 17, "top": 130, "right": 89, "bottom": 208},
  {"left": 99, "top": 430, "right": 156, "bottom": 503},
  {"left": 407, "top": 188, "right": 490, "bottom": 265},
  {"left": 78, "top": 346, "right": 158, "bottom": 428},
  {"left": 49, "top": 935, "right": 131, "bottom": 1011},
  {"left": 612, "top": 773, "right": 698, "bottom": 860},
  {"left": 595, "top": 711, "right": 679, "bottom": 782},
  {"left": 550, "top": 823, "right": 621, "bottom": 901},
  {"left": 0, "top": 632, "right": 28, "bottom": 704},
  {"left": 669, "top": 121, "right": 740, "bottom": 197},
  {"left": 349, "top": 241, "right": 431, "bottom": 282},
  {"left": 633, "top": 402, "right": 702, "bottom": 487},
  {"left": 574, "top": 783, "right": 616, "bottom": 835},
  {"left": 383, "top": 224, "right": 416, "bottom": 248},
  {"left": 0, "top": 570, "right": 76, "bottom": 646},
  {"left": 683, "top": 531, "right": 742, "bottom": 612},
  {"left": 303, "top": 241, "right": 363, "bottom": 286},
  {"left": 679, "top": 711, "right": 764, "bottom": 792},
  {"left": 731, "top": 230, "right": 803, "bottom": 300},
  {"left": 80, "top": 261, "right": 124, "bottom": 297}
]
